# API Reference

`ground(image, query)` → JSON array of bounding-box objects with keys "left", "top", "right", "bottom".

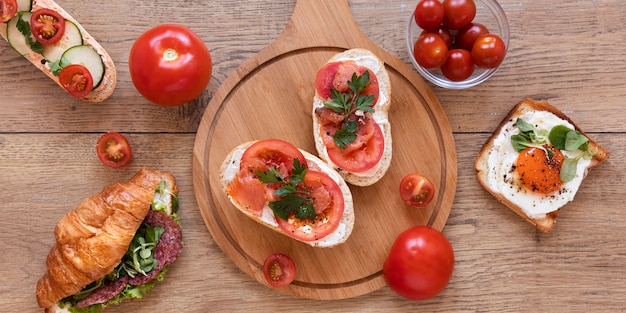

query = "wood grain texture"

[{"left": 1, "top": 0, "right": 625, "bottom": 312}]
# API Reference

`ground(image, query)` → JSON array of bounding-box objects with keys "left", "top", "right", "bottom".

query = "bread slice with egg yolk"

[{"left": 475, "top": 98, "right": 610, "bottom": 233}]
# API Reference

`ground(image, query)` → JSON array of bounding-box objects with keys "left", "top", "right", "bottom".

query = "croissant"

[{"left": 36, "top": 168, "right": 178, "bottom": 309}]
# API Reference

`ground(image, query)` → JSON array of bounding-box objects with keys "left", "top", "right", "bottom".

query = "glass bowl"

[{"left": 406, "top": 0, "right": 510, "bottom": 89}]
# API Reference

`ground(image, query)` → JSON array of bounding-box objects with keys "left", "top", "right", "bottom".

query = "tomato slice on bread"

[
  {"left": 315, "top": 60, "right": 380, "bottom": 106},
  {"left": 59, "top": 64, "right": 94, "bottom": 99},
  {"left": 30, "top": 9, "right": 66, "bottom": 45},
  {"left": 1, "top": 0, "right": 17, "bottom": 22}
]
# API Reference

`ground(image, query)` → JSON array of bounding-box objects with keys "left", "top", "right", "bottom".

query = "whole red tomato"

[
  {"left": 471, "top": 33, "right": 507, "bottom": 68},
  {"left": 129, "top": 24, "right": 212, "bottom": 106},
  {"left": 443, "top": 0, "right": 476, "bottom": 30},
  {"left": 413, "top": 33, "right": 449, "bottom": 69},
  {"left": 383, "top": 226, "right": 454, "bottom": 300},
  {"left": 441, "top": 49, "right": 474, "bottom": 81},
  {"left": 455, "top": 22, "right": 489, "bottom": 51},
  {"left": 413, "top": 0, "right": 445, "bottom": 31}
]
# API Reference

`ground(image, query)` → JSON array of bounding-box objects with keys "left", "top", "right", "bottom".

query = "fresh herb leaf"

[
  {"left": 16, "top": 15, "right": 43, "bottom": 54},
  {"left": 256, "top": 159, "right": 315, "bottom": 220},
  {"left": 565, "top": 130, "right": 589, "bottom": 151},
  {"left": 322, "top": 70, "right": 375, "bottom": 149},
  {"left": 510, "top": 118, "right": 553, "bottom": 157},
  {"left": 48, "top": 57, "right": 71, "bottom": 76},
  {"left": 560, "top": 158, "right": 579, "bottom": 183}
]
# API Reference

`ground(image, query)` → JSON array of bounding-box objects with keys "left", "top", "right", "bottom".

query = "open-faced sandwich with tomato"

[
  {"left": 220, "top": 139, "right": 354, "bottom": 248},
  {"left": 312, "top": 48, "right": 392, "bottom": 186},
  {"left": 36, "top": 169, "right": 182, "bottom": 312},
  {"left": 475, "top": 98, "right": 610, "bottom": 233},
  {"left": 1, "top": 0, "right": 116, "bottom": 101}
]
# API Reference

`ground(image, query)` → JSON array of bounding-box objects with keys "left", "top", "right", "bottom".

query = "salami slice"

[{"left": 75, "top": 276, "right": 129, "bottom": 308}]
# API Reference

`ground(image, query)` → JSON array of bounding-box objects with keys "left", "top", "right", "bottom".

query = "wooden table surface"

[{"left": 1, "top": 0, "right": 624, "bottom": 312}]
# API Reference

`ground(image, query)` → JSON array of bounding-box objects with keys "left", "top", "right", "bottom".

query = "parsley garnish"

[
  {"left": 323, "top": 70, "right": 375, "bottom": 149},
  {"left": 16, "top": 14, "right": 43, "bottom": 54},
  {"left": 48, "top": 57, "right": 71, "bottom": 76},
  {"left": 256, "top": 159, "right": 316, "bottom": 220}
]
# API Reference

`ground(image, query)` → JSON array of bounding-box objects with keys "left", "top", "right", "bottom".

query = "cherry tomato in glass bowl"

[
  {"left": 1, "top": 0, "right": 17, "bottom": 22},
  {"left": 443, "top": 0, "right": 476, "bottom": 30},
  {"left": 263, "top": 253, "right": 296, "bottom": 288},
  {"left": 383, "top": 226, "right": 454, "bottom": 300},
  {"left": 420, "top": 26, "right": 453, "bottom": 49},
  {"left": 455, "top": 22, "right": 489, "bottom": 51},
  {"left": 129, "top": 24, "right": 212, "bottom": 106},
  {"left": 59, "top": 64, "right": 93, "bottom": 99},
  {"left": 441, "top": 49, "right": 474, "bottom": 82},
  {"left": 399, "top": 173, "right": 435, "bottom": 207},
  {"left": 413, "top": 0, "right": 444, "bottom": 31},
  {"left": 30, "top": 8, "right": 66, "bottom": 45},
  {"left": 96, "top": 132, "right": 132, "bottom": 168},
  {"left": 471, "top": 33, "right": 507, "bottom": 68},
  {"left": 413, "top": 33, "right": 449, "bottom": 70}
]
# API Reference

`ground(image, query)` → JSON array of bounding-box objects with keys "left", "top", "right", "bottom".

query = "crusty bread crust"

[
  {"left": 36, "top": 169, "right": 177, "bottom": 309},
  {"left": 475, "top": 98, "right": 610, "bottom": 232},
  {"left": 220, "top": 141, "right": 354, "bottom": 248},
  {"left": 312, "top": 48, "right": 392, "bottom": 186},
  {"left": 0, "top": 0, "right": 116, "bottom": 102}
]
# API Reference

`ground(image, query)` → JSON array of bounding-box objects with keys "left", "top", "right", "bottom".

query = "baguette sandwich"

[
  {"left": 475, "top": 98, "right": 610, "bottom": 232},
  {"left": 220, "top": 139, "right": 354, "bottom": 248},
  {"left": 312, "top": 48, "right": 392, "bottom": 186},
  {"left": 1, "top": 0, "right": 116, "bottom": 101},
  {"left": 36, "top": 168, "right": 182, "bottom": 312}
]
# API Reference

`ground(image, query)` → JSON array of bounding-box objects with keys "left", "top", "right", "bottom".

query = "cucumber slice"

[
  {"left": 42, "top": 20, "right": 83, "bottom": 62},
  {"left": 16, "top": 0, "right": 32, "bottom": 11},
  {"left": 6, "top": 12, "right": 34, "bottom": 57},
  {"left": 61, "top": 45, "right": 105, "bottom": 88}
]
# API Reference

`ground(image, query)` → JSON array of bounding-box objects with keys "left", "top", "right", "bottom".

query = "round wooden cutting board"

[{"left": 193, "top": 0, "right": 457, "bottom": 300}]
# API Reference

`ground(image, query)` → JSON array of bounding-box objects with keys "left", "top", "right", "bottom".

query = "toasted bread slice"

[
  {"left": 312, "top": 48, "right": 392, "bottom": 186},
  {"left": 0, "top": 0, "right": 116, "bottom": 102},
  {"left": 475, "top": 98, "right": 609, "bottom": 232},
  {"left": 220, "top": 140, "right": 354, "bottom": 248}
]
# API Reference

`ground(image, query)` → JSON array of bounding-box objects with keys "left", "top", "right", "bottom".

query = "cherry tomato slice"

[
  {"left": 263, "top": 253, "right": 296, "bottom": 288},
  {"left": 441, "top": 49, "right": 474, "bottom": 81},
  {"left": 58, "top": 64, "right": 93, "bottom": 99},
  {"left": 399, "top": 173, "right": 435, "bottom": 207},
  {"left": 1, "top": 0, "right": 17, "bottom": 22},
  {"left": 443, "top": 0, "right": 476, "bottom": 30},
  {"left": 96, "top": 132, "right": 132, "bottom": 168},
  {"left": 413, "top": 0, "right": 445, "bottom": 31},
  {"left": 30, "top": 8, "right": 65, "bottom": 45},
  {"left": 275, "top": 170, "right": 345, "bottom": 242},
  {"left": 413, "top": 33, "right": 449, "bottom": 69},
  {"left": 471, "top": 33, "right": 507, "bottom": 68}
]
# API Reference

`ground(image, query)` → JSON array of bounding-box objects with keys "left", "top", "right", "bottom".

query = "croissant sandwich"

[{"left": 36, "top": 168, "right": 182, "bottom": 312}]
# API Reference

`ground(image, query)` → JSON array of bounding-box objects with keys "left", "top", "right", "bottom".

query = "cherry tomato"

[
  {"left": 1, "top": 0, "right": 17, "bottom": 22},
  {"left": 129, "top": 24, "right": 212, "bottom": 106},
  {"left": 413, "top": 33, "right": 449, "bottom": 69},
  {"left": 58, "top": 64, "right": 93, "bottom": 99},
  {"left": 442, "top": 0, "right": 476, "bottom": 30},
  {"left": 263, "top": 253, "right": 296, "bottom": 288},
  {"left": 383, "top": 226, "right": 454, "bottom": 300},
  {"left": 441, "top": 49, "right": 474, "bottom": 82},
  {"left": 275, "top": 170, "right": 345, "bottom": 242},
  {"left": 413, "top": 0, "right": 445, "bottom": 31},
  {"left": 471, "top": 33, "right": 507, "bottom": 68},
  {"left": 399, "top": 173, "right": 435, "bottom": 207},
  {"left": 455, "top": 22, "right": 489, "bottom": 51},
  {"left": 421, "top": 25, "right": 453, "bottom": 49},
  {"left": 96, "top": 132, "right": 132, "bottom": 168},
  {"left": 30, "top": 8, "right": 66, "bottom": 45}
]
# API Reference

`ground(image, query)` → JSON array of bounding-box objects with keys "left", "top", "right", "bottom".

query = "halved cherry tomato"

[
  {"left": 443, "top": 0, "right": 476, "bottom": 30},
  {"left": 471, "top": 33, "right": 506, "bottom": 68},
  {"left": 263, "top": 253, "right": 296, "bottom": 288},
  {"left": 455, "top": 22, "right": 489, "bottom": 51},
  {"left": 275, "top": 170, "right": 345, "bottom": 242},
  {"left": 1, "top": 0, "right": 17, "bottom": 22},
  {"left": 413, "top": 0, "right": 445, "bottom": 31},
  {"left": 96, "top": 132, "right": 132, "bottom": 168},
  {"left": 240, "top": 139, "right": 307, "bottom": 178},
  {"left": 399, "top": 173, "right": 435, "bottom": 207},
  {"left": 58, "top": 64, "right": 93, "bottom": 99},
  {"left": 315, "top": 60, "right": 380, "bottom": 106},
  {"left": 441, "top": 49, "right": 474, "bottom": 82},
  {"left": 30, "top": 8, "right": 65, "bottom": 45},
  {"left": 413, "top": 33, "right": 449, "bottom": 69},
  {"left": 321, "top": 115, "right": 385, "bottom": 173}
]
